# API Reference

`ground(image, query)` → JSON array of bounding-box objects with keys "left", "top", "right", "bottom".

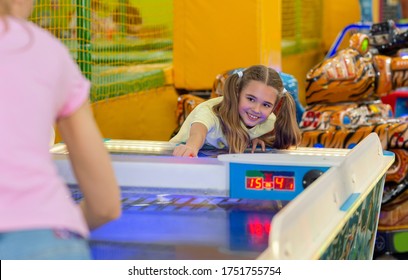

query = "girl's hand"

[
  {"left": 173, "top": 144, "right": 199, "bottom": 157},
  {"left": 251, "top": 138, "right": 266, "bottom": 153},
  {"left": 173, "top": 123, "right": 207, "bottom": 157}
]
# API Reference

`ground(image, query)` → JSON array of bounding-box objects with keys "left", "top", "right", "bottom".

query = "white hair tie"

[{"left": 236, "top": 71, "right": 243, "bottom": 78}]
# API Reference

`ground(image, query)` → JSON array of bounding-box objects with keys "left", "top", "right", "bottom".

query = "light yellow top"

[{"left": 170, "top": 97, "right": 276, "bottom": 149}]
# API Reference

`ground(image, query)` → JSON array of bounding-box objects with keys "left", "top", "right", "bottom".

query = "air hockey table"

[{"left": 52, "top": 133, "right": 393, "bottom": 259}]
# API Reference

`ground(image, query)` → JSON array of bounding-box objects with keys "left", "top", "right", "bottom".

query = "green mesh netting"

[
  {"left": 282, "top": 0, "right": 323, "bottom": 55},
  {"left": 30, "top": 0, "right": 173, "bottom": 102}
]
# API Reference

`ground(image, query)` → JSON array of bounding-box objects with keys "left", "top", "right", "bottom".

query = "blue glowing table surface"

[
  {"left": 56, "top": 141, "right": 349, "bottom": 259},
  {"left": 70, "top": 186, "right": 288, "bottom": 260},
  {"left": 55, "top": 135, "right": 394, "bottom": 259}
]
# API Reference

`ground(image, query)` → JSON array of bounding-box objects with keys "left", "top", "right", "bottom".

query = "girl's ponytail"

[{"left": 271, "top": 91, "right": 302, "bottom": 149}]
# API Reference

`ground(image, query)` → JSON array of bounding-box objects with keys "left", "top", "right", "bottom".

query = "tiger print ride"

[
  {"left": 302, "top": 26, "right": 408, "bottom": 258},
  {"left": 173, "top": 22, "right": 408, "bottom": 258}
]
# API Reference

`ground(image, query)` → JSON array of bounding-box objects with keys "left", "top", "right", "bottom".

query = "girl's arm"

[
  {"left": 57, "top": 101, "right": 121, "bottom": 230},
  {"left": 173, "top": 122, "right": 208, "bottom": 157}
]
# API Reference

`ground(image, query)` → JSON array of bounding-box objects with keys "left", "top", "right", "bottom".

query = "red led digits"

[
  {"left": 273, "top": 176, "right": 294, "bottom": 190},
  {"left": 245, "top": 171, "right": 295, "bottom": 191},
  {"left": 246, "top": 177, "right": 263, "bottom": 189}
]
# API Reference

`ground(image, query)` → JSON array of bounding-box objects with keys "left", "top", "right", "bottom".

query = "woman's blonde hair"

[
  {"left": 0, "top": 0, "right": 11, "bottom": 17},
  {"left": 0, "top": 0, "right": 11, "bottom": 32},
  {"left": 213, "top": 65, "right": 301, "bottom": 153},
  {"left": 0, "top": 0, "right": 34, "bottom": 49}
]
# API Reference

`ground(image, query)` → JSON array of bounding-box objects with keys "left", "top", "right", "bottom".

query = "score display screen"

[{"left": 245, "top": 170, "right": 295, "bottom": 191}]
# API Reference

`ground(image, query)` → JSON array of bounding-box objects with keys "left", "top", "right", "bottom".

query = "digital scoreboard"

[
  {"left": 218, "top": 151, "right": 347, "bottom": 201},
  {"left": 53, "top": 140, "right": 349, "bottom": 200},
  {"left": 245, "top": 171, "right": 295, "bottom": 191}
]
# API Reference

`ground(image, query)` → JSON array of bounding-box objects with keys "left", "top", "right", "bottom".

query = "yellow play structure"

[{"left": 32, "top": 0, "right": 361, "bottom": 141}]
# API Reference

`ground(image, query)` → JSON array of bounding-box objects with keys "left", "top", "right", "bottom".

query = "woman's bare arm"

[{"left": 57, "top": 101, "right": 121, "bottom": 230}]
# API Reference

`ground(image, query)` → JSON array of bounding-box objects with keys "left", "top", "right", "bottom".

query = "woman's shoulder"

[
  {"left": 1, "top": 18, "right": 68, "bottom": 55},
  {"left": 27, "top": 21, "right": 74, "bottom": 62},
  {"left": 26, "top": 21, "right": 66, "bottom": 46}
]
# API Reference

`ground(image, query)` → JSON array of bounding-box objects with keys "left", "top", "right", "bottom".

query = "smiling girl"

[{"left": 170, "top": 65, "right": 301, "bottom": 157}]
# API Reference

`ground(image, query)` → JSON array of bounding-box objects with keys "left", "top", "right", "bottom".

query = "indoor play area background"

[
  {"left": 31, "top": 0, "right": 407, "bottom": 141},
  {"left": 31, "top": 0, "right": 351, "bottom": 141},
  {"left": 32, "top": 0, "right": 408, "bottom": 258}
]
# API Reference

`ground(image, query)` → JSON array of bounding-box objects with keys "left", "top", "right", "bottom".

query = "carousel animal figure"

[
  {"left": 172, "top": 22, "right": 408, "bottom": 255},
  {"left": 302, "top": 21, "right": 408, "bottom": 249}
]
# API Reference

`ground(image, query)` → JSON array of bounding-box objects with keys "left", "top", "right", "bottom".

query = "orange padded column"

[{"left": 173, "top": 0, "right": 282, "bottom": 90}]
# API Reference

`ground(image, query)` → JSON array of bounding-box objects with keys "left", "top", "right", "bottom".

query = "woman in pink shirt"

[{"left": 0, "top": 0, "right": 121, "bottom": 259}]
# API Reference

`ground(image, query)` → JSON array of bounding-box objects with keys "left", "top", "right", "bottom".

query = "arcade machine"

[
  {"left": 307, "top": 20, "right": 408, "bottom": 258},
  {"left": 171, "top": 23, "right": 408, "bottom": 257},
  {"left": 52, "top": 133, "right": 393, "bottom": 259}
]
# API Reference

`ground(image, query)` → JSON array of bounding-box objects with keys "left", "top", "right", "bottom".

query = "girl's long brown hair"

[{"left": 213, "top": 65, "right": 301, "bottom": 153}]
